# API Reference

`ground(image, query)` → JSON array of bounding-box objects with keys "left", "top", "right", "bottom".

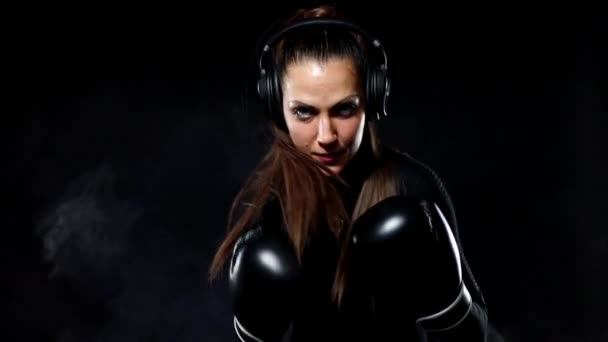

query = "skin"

[{"left": 281, "top": 57, "right": 366, "bottom": 176}]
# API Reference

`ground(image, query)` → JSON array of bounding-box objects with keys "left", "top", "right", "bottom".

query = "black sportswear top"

[{"left": 239, "top": 141, "right": 489, "bottom": 341}]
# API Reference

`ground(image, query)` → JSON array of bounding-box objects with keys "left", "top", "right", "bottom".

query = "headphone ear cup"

[
  {"left": 270, "top": 69, "right": 282, "bottom": 122},
  {"left": 257, "top": 72, "right": 268, "bottom": 108},
  {"left": 382, "top": 71, "right": 390, "bottom": 116},
  {"left": 367, "top": 69, "right": 380, "bottom": 120},
  {"left": 375, "top": 68, "right": 388, "bottom": 117},
  {"left": 257, "top": 69, "right": 274, "bottom": 122},
  {"left": 371, "top": 68, "right": 389, "bottom": 119}
]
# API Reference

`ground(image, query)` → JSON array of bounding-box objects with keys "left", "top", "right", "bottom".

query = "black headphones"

[{"left": 256, "top": 18, "right": 390, "bottom": 128}]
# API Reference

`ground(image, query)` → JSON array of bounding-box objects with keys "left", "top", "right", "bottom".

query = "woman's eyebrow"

[
  {"left": 287, "top": 101, "right": 317, "bottom": 112},
  {"left": 333, "top": 95, "right": 360, "bottom": 106},
  {"left": 288, "top": 95, "right": 360, "bottom": 108}
]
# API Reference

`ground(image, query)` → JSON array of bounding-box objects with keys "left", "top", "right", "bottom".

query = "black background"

[{"left": 14, "top": 1, "right": 607, "bottom": 341}]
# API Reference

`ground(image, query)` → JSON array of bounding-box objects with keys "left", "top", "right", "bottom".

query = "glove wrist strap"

[{"left": 416, "top": 284, "right": 472, "bottom": 332}]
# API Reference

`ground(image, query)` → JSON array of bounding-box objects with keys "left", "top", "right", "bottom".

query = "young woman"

[{"left": 209, "top": 5, "right": 489, "bottom": 341}]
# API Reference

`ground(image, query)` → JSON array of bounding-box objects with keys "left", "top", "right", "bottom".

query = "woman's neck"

[{"left": 333, "top": 135, "right": 377, "bottom": 215}]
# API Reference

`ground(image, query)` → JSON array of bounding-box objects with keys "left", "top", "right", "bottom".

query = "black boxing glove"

[
  {"left": 349, "top": 195, "right": 472, "bottom": 332},
  {"left": 229, "top": 224, "right": 300, "bottom": 342}
]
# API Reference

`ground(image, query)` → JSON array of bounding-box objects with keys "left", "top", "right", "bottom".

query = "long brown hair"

[{"left": 208, "top": 5, "right": 402, "bottom": 306}]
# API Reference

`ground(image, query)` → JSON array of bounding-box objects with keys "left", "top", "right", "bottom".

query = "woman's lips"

[{"left": 314, "top": 150, "right": 346, "bottom": 164}]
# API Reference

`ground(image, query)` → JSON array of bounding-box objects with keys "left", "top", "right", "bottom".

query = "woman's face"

[{"left": 281, "top": 57, "right": 366, "bottom": 176}]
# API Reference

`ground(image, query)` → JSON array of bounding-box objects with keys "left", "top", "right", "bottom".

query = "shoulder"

[
  {"left": 382, "top": 145, "right": 459, "bottom": 231},
  {"left": 383, "top": 146, "right": 450, "bottom": 201},
  {"left": 231, "top": 186, "right": 286, "bottom": 243}
]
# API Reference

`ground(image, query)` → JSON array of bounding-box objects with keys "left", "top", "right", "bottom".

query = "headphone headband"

[{"left": 258, "top": 18, "right": 388, "bottom": 73}]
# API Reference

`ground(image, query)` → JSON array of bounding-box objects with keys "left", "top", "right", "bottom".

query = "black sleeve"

[
  {"left": 412, "top": 157, "right": 490, "bottom": 342},
  {"left": 398, "top": 150, "right": 489, "bottom": 342}
]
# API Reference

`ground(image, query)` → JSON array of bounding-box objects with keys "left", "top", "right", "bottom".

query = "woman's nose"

[{"left": 316, "top": 116, "right": 337, "bottom": 146}]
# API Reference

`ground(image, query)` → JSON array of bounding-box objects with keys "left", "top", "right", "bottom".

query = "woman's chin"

[{"left": 319, "top": 164, "right": 343, "bottom": 177}]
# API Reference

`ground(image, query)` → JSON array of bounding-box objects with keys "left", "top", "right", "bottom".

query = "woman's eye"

[
  {"left": 293, "top": 107, "right": 313, "bottom": 120},
  {"left": 336, "top": 103, "right": 359, "bottom": 116}
]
